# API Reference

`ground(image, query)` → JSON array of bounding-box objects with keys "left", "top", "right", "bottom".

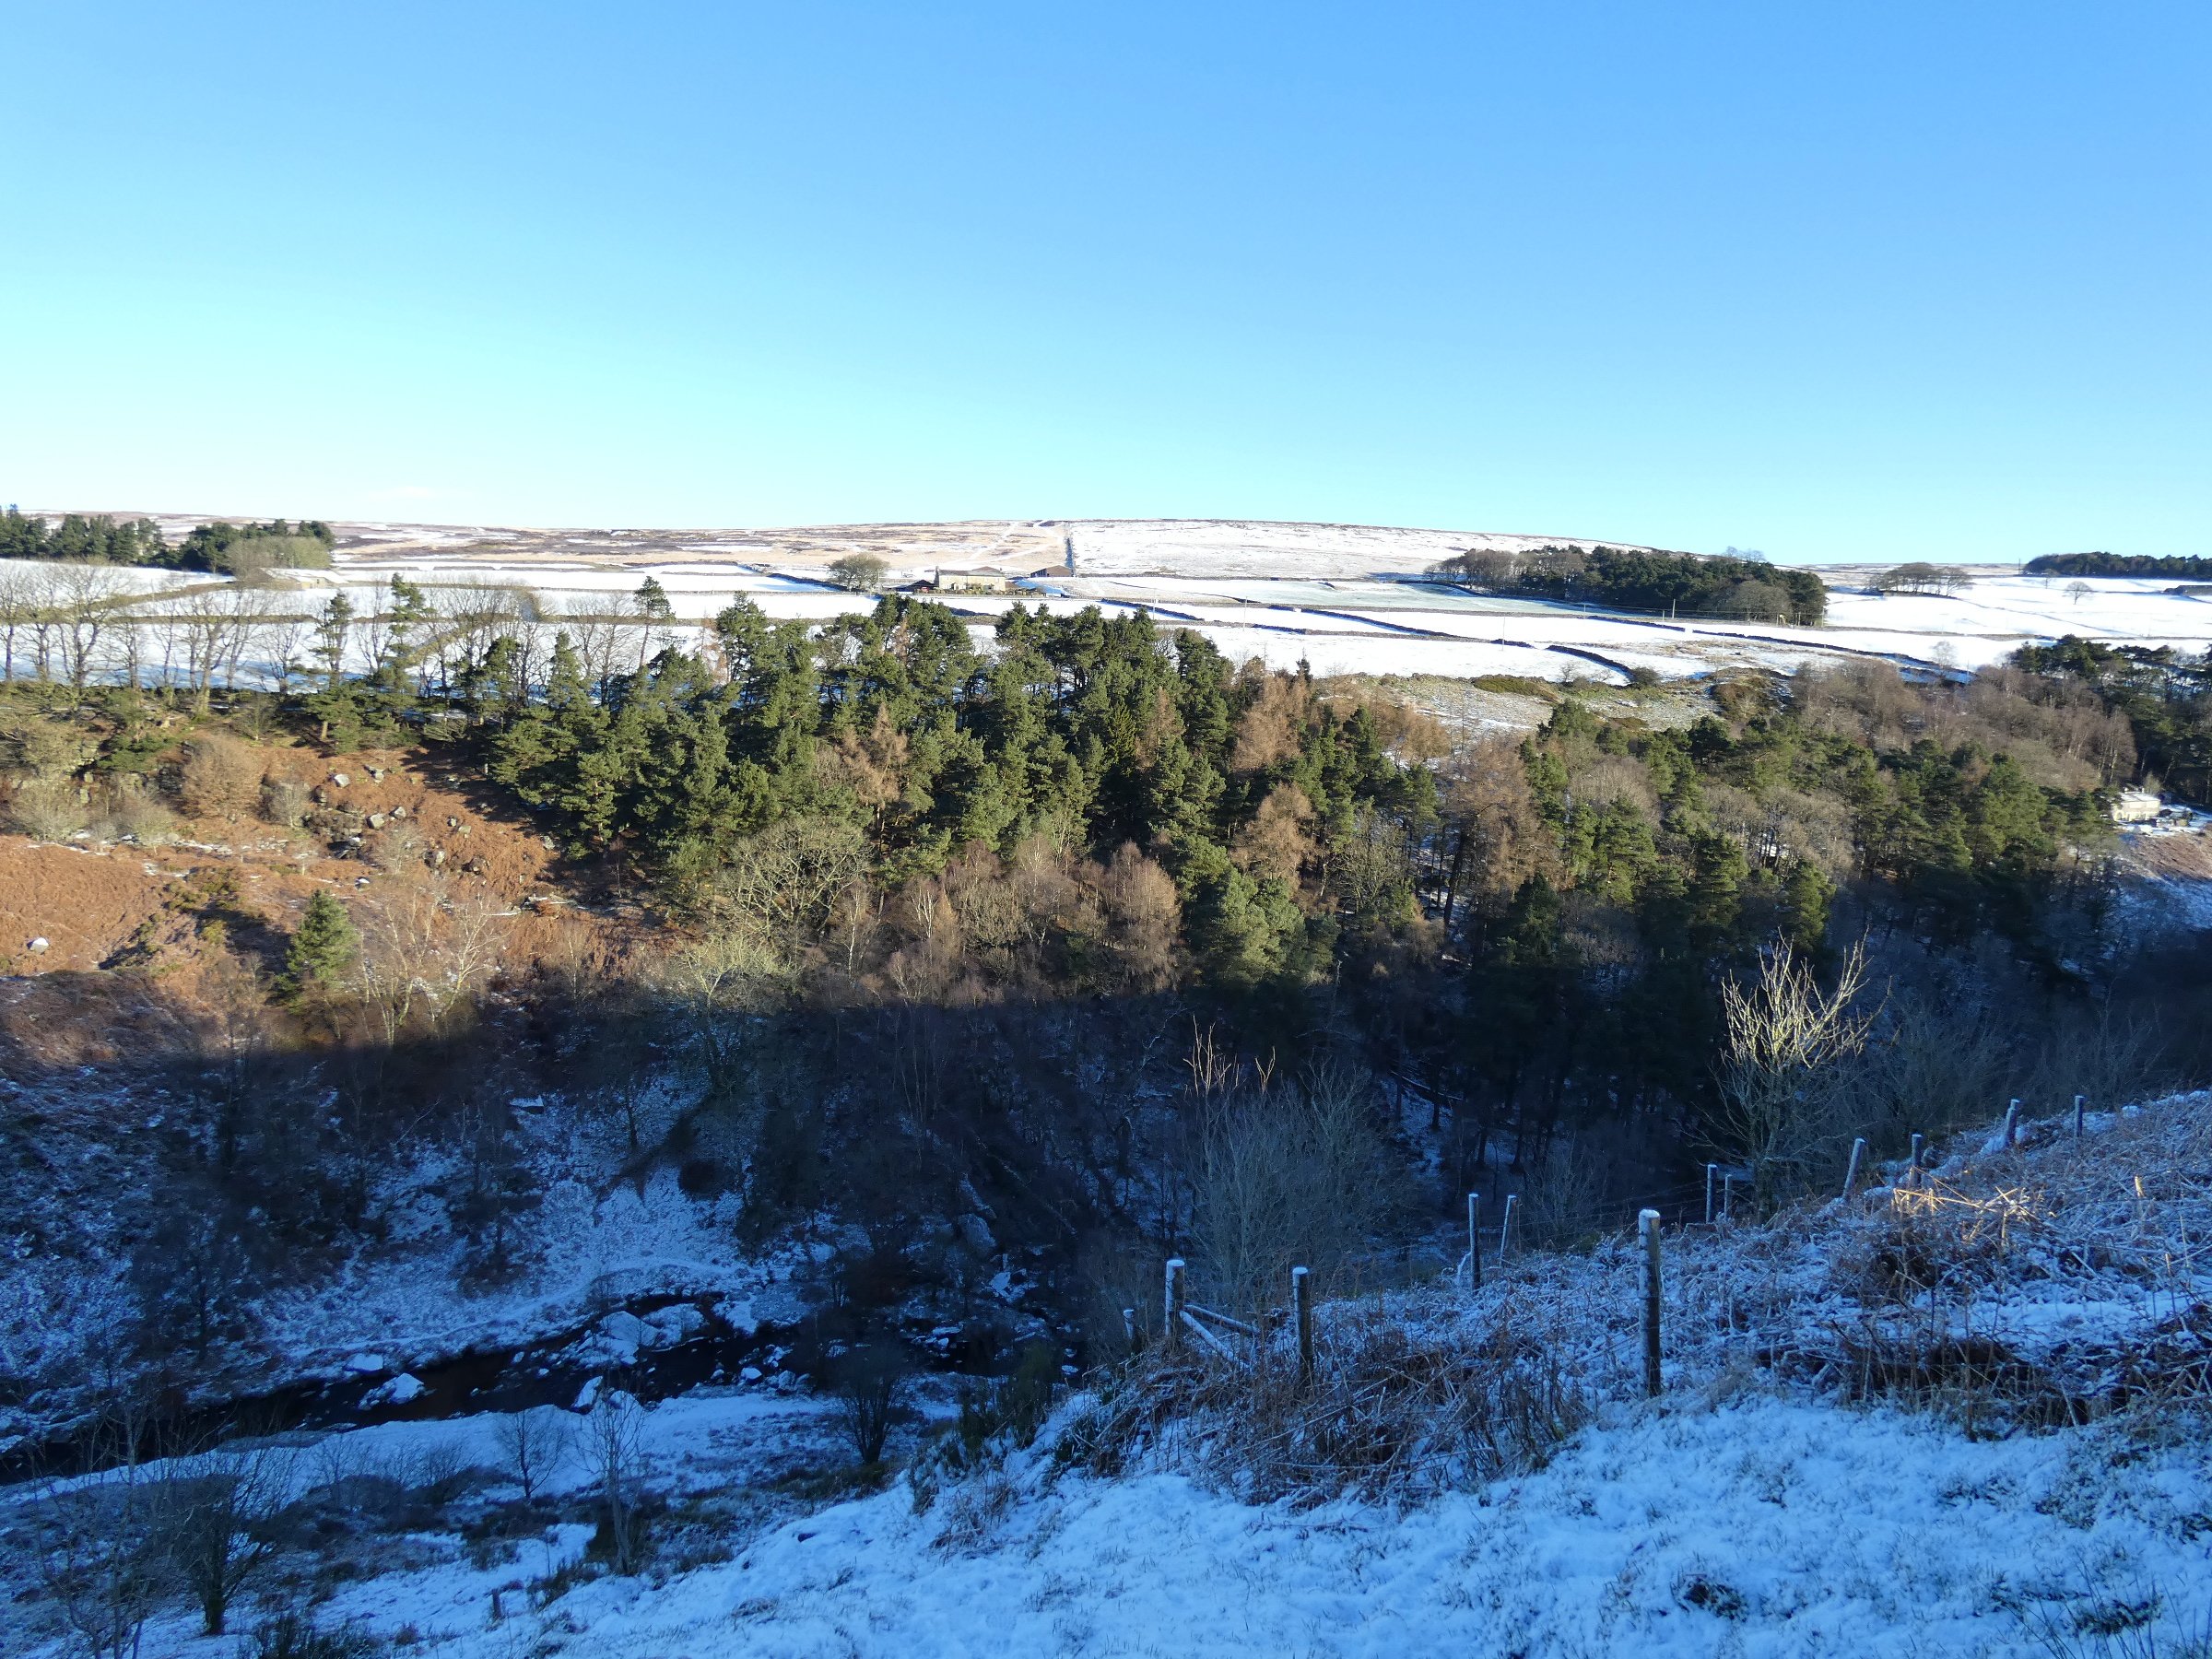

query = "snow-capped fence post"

[
  {"left": 2073, "top": 1094, "right": 2086, "bottom": 1140},
  {"left": 1292, "top": 1265, "right": 1313, "bottom": 1384},
  {"left": 1640, "top": 1209, "right": 1663, "bottom": 1398},
  {"left": 1705, "top": 1163, "right": 1718, "bottom": 1225},
  {"left": 1163, "top": 1258, "right": 1186, "bottom": 1357},
  {"left": 1909, "top": 1133, "right": 1925, "bottom": 1187},
  {"left": 2003, "top": 1099, "right": 2020, "bottom": 1148},
  {"left": 1499, "top": 1194, "right": 1518, "bottom": 1263},
  {"left": 1122, "top": 1307, "right": 1139, "bottom": 1358},
  {"left": 1721, "top": 1171, "right": 1736, "bottom": 1223},
  {"left": 1466, "top": 1193, "right": 1483, "bottom": 1291},
  {"left": 1842, "top": 1137, "right": 1867, "bottom": 1199}
]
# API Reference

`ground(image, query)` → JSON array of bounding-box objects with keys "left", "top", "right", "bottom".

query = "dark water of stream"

[{"left": 3, "top": 1293, "right": 1049, "bottom": 1484}]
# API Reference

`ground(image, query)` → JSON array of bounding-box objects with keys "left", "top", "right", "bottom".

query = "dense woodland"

[
  {"left": 1435, "top": 544, "right": 1828, "bottom": 625},
  {"left": 2024, "top": 551, "right": 2212, "bottom": 579},
  {"left": 4, "top": 575, "right": 2211, "bottom": 1410},
  {"left": 0, "top": 511, "right": 331, "bottom": 573}
]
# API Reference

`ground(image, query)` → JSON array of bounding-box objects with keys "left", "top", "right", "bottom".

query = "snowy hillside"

[{"left": 13, "top": 1090, "right": 2207, "bottom": 1658}]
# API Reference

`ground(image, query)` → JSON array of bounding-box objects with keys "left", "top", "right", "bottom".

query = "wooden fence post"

[
  {"left": 2003, "top": 1099, "right": 2019, "bottom": 1148},
  {"left": 1721, "top": 1171, "right": 1735, "bottom": 1222},
  {"left": 1291, "top": 1265, "right": 1312, "bottom": 1384},
  {"left": 1163, "top": 1258, "right": 1185, "bottom": 1357},
  {"left": 1122, "top": 1307, "right": 1139, "bottom": 1358},
  {"left": 1704, "top": 1163, "right": 1718, "bottom": 1225},
  {"left": 1843, "top": 1136, "right": 1866, "bottom": 1199},
  {"left": 1499, "top": 1194, "right": 1518, "bottom": 1262},
  {"left": 1640, "top": 1209, "right": 1663, "bottom": 1398},
  {"left": 1909, "top": 1133, "right": 1924, "bottom": 1187},
  {"left": 2073, "top": 1094, "right": 2086, "bottom": 1139},
  {"left": 1466, "top": 1193, "right": 1482, "bottom": 1290}
]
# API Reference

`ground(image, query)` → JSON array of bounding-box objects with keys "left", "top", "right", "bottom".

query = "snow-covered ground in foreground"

[
  {"left": 9, "top": 1091, "right": 2211, "bottom": 1657},
  {"left": 77, "top": 1394, "right": 2212, "bottom": 1659},
  {"left": 606, "top": 1400, "right": 2211, "bottom": 1659}
]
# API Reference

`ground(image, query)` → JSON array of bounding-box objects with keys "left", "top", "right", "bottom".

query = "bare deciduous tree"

[
  {"left": 354, "top": 876, "right": 511, "bottom": 1042},
  {"left": 1715, "top": 937, "right": 1878, "bottom": 1204},
  {"left": 493, "top": 1406, "right": 571, "bottom": 1505},
  {"left": 1185, "top": 1044, "right": 1395, "bottom": 1319},
  {"left": 588, "top": 1390, "right": 649, "bottom": 1574},
  {"left": 160, "top": 1442, "right": 291, "bottom": 1636},
  {"left": 33, "top": 1405, "right": 162, "bottom": 1659}
]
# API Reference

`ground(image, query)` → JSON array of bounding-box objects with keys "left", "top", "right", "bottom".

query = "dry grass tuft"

[{"left": 1062, "top": 1288, "right": 1591, "bottom": 1506}]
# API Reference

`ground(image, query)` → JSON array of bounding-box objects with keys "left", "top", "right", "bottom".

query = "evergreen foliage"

[
  {"left": 283, "top": 889, "right": 359, "bottom": 995},
  {"left": 0, "top": 509, "right": 172, "bottom": 565},
  {"left": 2012, "top": 636, "right": 2212, "bottom": 801},
  {"left": 1440, "top": 544, "right": 1827, "bottom": 625},
  {"left": 2024, "top": 551, "right": 2212, "bottom": 579}
]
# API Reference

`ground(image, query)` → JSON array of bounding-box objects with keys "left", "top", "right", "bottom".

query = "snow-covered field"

[
  {"left": 268, "top": 520, "right": 2212, "bottom": 688},
  {"left": 25, "top": 516, "right": 2212, "bottom": 692}
]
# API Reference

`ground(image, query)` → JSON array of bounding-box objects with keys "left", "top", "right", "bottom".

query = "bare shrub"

[
  {"left": 95, "top": 782, "right": 182, "bottom": 844},
  {"left": 1519, "top": 1143, "right": 1607, "bottom": 1249},
  {"left": 1866, "top": 994, "right": 2018, "bottom": 1141},
  {"left": 1067, "top": 1288, "right": 1590, "bottom": 1505},
  {"left": 262, "top": 777, "right": 312, "bottom": 829},
  {"left": 2027, "top": 1006, "right": 2173, "bottom": 1120},
  {"left": 179, "top": 735, "right": 266, "bottom": 822},
  {"left": 244, "top": 1606, "right": 382, "bottom": 1658},
  {"left": 831, "top": 1343, "right": 908, "bottom": 1465},
  {"left": 6, "top": 775, "right": 87, "bottom": 840},
  {"left": 1714, "top": 938, "right": 1877, "bottom": 1204},
  {"left": 1187, "top": 1054, "right": 1397, "bottom": 1319}
]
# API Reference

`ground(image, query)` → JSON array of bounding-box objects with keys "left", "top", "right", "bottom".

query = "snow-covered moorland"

[{"left": 10, "top": 1091, "right": 2207, "bottom": 1659}]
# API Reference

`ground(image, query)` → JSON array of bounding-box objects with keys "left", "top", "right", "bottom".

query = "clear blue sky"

[{"left": 4, "top": 3, "right": 2206, "bottom": 561}]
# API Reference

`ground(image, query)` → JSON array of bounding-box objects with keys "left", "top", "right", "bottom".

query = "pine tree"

[
  {"left": 312, "top": 594, "right": 354, "bottom": 693},
  {"left": 284, "top": 889, "right": 359, "bottom": 996}
]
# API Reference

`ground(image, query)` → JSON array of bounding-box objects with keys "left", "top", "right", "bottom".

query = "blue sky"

[{"left": 3, "top": 3, "right": 2205, "bottom": 560}]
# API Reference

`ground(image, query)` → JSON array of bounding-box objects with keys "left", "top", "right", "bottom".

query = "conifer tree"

[{"left": 284, "top": 889, "right": 359, "bottom": 996}]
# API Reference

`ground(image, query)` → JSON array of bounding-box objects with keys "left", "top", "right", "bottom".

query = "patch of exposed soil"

[{"left": 0, "top": 740, "right": 629, "bottom": 1061}]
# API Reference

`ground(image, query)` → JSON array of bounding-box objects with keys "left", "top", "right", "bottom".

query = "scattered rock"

[
  {"left": 343, "top": 1352, "right": 389, "bottom": 1374},
  {"left": 597, "top": 1311, "right": 649, "bottom": 1361},
  {"left": 954, "top": 1213, "right": 996, "bottom": 1255},
  {"left": 366, "top": 767, "right": 386, "bottom": 782},
  {"left": 390, "top": 804, "right": 406, "bottom": 819},
  {"left": 446, "top": 816, "right": 461, "bottom": 830},
  {"left": 360, "top": 1371, "right": 426, "bottom": 1409},
  {"left": 367, "top": 813, "right": 388, "bottom": 830},
  {"left": 462, "top": 856, "right": 488, "bottom": 876},
  {"left": 541, "top": 835, "right": 558, "bottom": 851},
  {"left": 328, "top": 772, "right": 351, "bottom": 788},
  {"left": 427, "top": 848, "right": 447, "bottom": 868},
  {"left": 643, "top": 1303, "right": 707, "bottom": 1347},
  {"left": 25, "top": 936, "right": 49, "bottom": 954}
]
